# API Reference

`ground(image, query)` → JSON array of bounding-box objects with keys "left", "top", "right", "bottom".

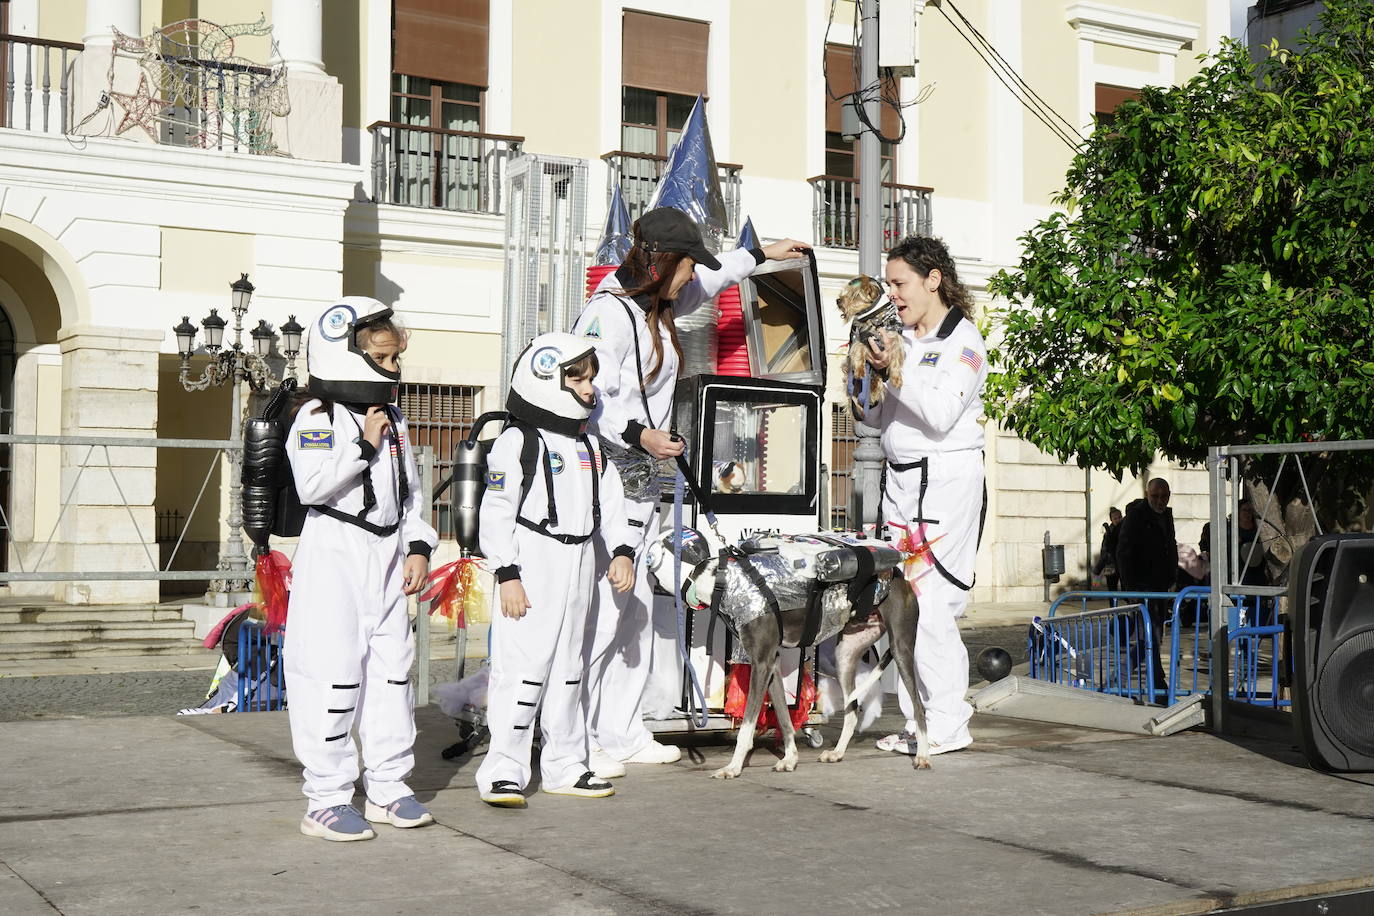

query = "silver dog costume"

[{"left": 648, "top": 531, "right": 902, "bottom": 653}]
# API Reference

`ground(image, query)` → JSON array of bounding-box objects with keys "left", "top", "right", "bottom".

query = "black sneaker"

[
  {"left": 541, "top": 771, "right": 615, "bottom": 798},
  {"left": 480, "top": 780, "right": 527, "bottom": 808}
]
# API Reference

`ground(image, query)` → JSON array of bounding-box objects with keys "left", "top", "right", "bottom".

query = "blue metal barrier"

[
  {"left": 1030, "top": 601, "right": 1160, "bottom": 703},
  {"left": 1040, "top": 588, "right": 1287, "bottom": 709},
  {"left": 236, "top": 622, "right": 286, "bottom": 712}
]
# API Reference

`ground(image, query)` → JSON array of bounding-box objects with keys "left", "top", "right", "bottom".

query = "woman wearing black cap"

[{"left": 573, "top": 206, "right": 808, "bottom": 776}]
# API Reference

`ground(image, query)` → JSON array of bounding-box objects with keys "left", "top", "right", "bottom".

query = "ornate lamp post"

[{"left": 173, "top": 274, "right": 303, "bottom": 603}]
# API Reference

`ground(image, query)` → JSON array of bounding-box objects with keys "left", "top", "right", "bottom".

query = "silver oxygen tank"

[
  {"left": 451, "top": 412, "right": 508, "bottom": 554},
  {"left": 813, "top": 543, "right": 904, "bottom": 582}
]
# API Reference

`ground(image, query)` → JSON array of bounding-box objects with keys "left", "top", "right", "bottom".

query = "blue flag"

[
  {"left": 646, "top": 95, "right": 728, "bottom": 255},
  {"left": 736, "top": 216, "right": 759, "bottom": 250}
]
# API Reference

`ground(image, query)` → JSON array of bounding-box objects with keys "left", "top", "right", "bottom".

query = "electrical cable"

[
  {"left": 945, "top": 0, "right": 1082, "bottom": 139},
  {"left": 934, "top": 1, "right": 1082, "bottom": 151}
]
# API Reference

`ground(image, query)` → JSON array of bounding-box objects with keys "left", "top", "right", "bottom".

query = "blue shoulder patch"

[
  {"left": 298, "top": 429, "right": 334, "bottom": 449},
  {"left": 486, "top": 470, "right": 506, "bottom": 491},
  {"left": 582, "top": 316, "right": 602, "bottom": 339}
]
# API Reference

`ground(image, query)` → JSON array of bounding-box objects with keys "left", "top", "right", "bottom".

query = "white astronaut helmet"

[
  {"left": 645, "top": 527, "right": 714, "bottom": 604},
  {"left": 506, "top": 332, "right": 598, "bottom": 436},
  {"left": 305, "top": 297, "right": 401, "bottom": 404}
]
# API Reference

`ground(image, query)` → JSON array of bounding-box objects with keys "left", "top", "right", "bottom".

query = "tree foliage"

[{"left": 987, "top": 1, "right": 1374, "bottom": 478}]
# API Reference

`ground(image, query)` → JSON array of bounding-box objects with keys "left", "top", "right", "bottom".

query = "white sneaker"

[
  {"left": 622, "top": 739, "right": 682, "bottom": 764},
  {"left": 589, "top": 746, "right": 627, "bottom": 779},
  {"left": 928, "top": 733, "right": 973, "bottom": 756}
]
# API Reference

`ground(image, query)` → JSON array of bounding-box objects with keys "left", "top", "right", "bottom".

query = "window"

[
  {"left": 1094, "top": 83, "right": 1141, "bottom": 131},
  {"left": 397, "top": 383, "right": 480, "bottom": 538},
  {"left": 616, "top": 12, "right": 709, "bottom": 221},
  {"left": 825, "top": 131, "right": 895, "bottom": 182},
  {"left": 621, "top": 86, "right": 695, "bottom": 158},
  {"left": 391, "top": 74, "right": 482, "bottom": 133},
  {"left": 830, "top": 404, "right": 857, "bottom": 531},
  {"left": 824, "top": 43, "right": 898, "bottom": 180}
]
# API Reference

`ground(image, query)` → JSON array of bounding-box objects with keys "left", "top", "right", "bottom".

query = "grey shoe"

[
  {"left": 300, "top": 804, "right": 376, "bottom": 842},
  {"left": 365, "top": 795, "right": 435, "bottom": 828}
]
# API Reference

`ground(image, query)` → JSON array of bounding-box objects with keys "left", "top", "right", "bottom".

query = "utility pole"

[
  {"left": 858, "top": 0, "right": 882, "bottom": 277},
  {"left": 850, "top": 0, "right": 886, "bottom": 533}
]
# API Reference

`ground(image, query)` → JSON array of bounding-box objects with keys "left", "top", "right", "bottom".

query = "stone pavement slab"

[{"left": 3, "top": 704, "right": 1373, "bottom": 915}]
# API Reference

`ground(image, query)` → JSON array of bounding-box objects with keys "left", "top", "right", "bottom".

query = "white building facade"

[{"left": 0, "top": 0, "right": 1237, "bottom": 606}]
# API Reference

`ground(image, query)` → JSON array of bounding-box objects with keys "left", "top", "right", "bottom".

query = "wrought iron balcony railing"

[
  {"left": 369, "top": 121, "right": 522, "bottom": 215},
  {"left": 808, "top": 175, "right": 934, "bottom": 250},
  {"left": 602, "top": 150, "right": 742, "bottom": 238},
  {"left": 1, "top": 33, "right": 83, "bottom": 135}
]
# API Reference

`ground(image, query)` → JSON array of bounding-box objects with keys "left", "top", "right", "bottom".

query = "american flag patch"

[
  {"left": 389, "top": 429, "right": 405, "bottom": 458},
  {"left": 577, "top": 446, "right": 602, "bottom": 473},
  {"left": 959, "top": 347, "right": 983, "bottom": 372}
]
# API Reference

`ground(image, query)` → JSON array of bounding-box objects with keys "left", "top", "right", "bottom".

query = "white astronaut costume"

[
  {"left": 284, "top": 298, "right": 437, "bottom": 815},
  {"left": 872, "top": 304, "right": 988, "bottom": 748},
  {"left": 477, "top": 333, "right": 636, "bottom": 795},
  {"left": 572, "top": 243, "right": 762, "bottom": 761}
]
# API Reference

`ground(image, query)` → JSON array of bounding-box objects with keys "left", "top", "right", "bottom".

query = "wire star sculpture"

[
  {"left": 108, "top": 73, "right": 170, "bottom": 140},
  {"left": 94, "top": 17, "right": 291, "bottom": 154}
]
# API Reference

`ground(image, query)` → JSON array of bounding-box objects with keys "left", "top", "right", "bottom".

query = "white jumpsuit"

[
  {"left": 284, "top": 400, "right": 437, "bottom": 813},
  {"left": 477, "top": 427, "right": 634, "bottom": 791},
  {"left": 872, "top": 308, "right": 988, "bottom": 746},
  {"left": 572, "top": 248, "right": 761, "bottom": 759}
]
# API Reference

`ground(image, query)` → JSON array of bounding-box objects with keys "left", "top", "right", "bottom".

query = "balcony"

[
  {"left": 1, "top": 34, "right": 83, "bottom": 135},
  {"left": 601, "top": 150, "right": 741, "bottom": 237},
  {"left": 368, "top": 121, "right": 522, "bottom": 215},
  {"left": 808, "top": 175, "right": 934, "bottom": 250}
]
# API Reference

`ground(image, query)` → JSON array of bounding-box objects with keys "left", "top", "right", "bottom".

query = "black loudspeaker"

[{"left": 1288, "top": 533, "right": 1374, "bottom": 772}]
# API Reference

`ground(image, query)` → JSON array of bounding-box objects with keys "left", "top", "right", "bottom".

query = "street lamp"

[{"left": 173, "top": 273, "right": 303, "bottom": 603}]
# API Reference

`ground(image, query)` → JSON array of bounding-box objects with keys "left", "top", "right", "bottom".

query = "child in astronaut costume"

[
  {"left": 572, "top": 206, "right": 810, "bottom": 774},
  {"left": 476, "top": 333, "right": 637, "bottom": 808},
  {"left": 285, "top": 297, "right": 438, "bottom": 842}
]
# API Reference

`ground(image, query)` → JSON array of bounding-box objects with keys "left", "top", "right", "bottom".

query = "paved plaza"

[
  {"left": 4, "top": 684, "right": 1374, "bottom": 914},
  {"left": 4, "top": 607, "right": 1373, "bottom": 915}
]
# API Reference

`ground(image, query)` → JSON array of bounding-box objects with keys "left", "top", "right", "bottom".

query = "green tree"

[{"left": 988, "top": 1, "right": 1374, "bottom": 485}]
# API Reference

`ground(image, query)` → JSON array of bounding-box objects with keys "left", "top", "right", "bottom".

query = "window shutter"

[
  {"left": 622, "top": 11, "right": 708, "bottom": 97},
  {"left": 1095, "top": 84, "right": 1141, "bottom": 116},
  {"left": 394, "top": 0, "right": 489, "bottom": 87}
]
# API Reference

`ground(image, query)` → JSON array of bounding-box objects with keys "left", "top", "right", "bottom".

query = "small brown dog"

[{"left": 837, "top": 276, "right": 906, "bottom": 418}]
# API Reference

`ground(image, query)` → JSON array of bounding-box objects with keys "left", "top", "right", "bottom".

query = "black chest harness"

[
  {"left": 880, "top": 454, "right": 987, "bottom": 592},
  {"left": 511, "top": 422, "right": 607, "bottom": 545},
  {"left": 310, "top": 405, "right": 411, "bottom": 537}
]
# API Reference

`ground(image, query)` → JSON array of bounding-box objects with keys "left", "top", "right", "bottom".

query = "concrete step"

[
  {"left": 0, "top": 638, "right": 208, "bottom": 661},
  {"left": 0, "top": 618, "right": 198, "bottom": 646},
  {"left": 0, "top": 605, "right": 186, "bottom": 625}
]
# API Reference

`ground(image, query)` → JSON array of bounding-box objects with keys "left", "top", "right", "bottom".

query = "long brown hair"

[
  {"left": 887, "top": 236, "right": 975, "bottom": 320},
  {"left": 615, "top": 245, "right": 686, "bottom": 384}
]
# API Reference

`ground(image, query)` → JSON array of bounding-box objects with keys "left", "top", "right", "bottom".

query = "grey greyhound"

[{"left": 708, "top": 574, "right": 930, "bottom": 778}]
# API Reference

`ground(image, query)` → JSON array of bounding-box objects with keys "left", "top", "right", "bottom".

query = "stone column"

[
  {"left": 73, "top": 0, "right": 144, "bottom": 140},
  {"left": 54, "top": 325, "right": 161, "bottom": 604},
  {"left": 270, "top": 0, "right": 343, "bottom": 162}
]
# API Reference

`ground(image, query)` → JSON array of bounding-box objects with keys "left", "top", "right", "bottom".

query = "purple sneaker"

[
  {"left": 300, "top": 804, "right": 376, "bottom": 842},
  {"left": 364, "top": 795, "right": 435, "bottom": 828}
]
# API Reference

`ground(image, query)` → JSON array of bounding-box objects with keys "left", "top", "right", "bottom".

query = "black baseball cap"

[{"left": 634, "top": 207, "right": 721, "bottom": 270}]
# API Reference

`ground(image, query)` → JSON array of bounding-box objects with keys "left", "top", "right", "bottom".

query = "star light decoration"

[
  {"left": 96, "top": 17, "right": 291, "bottom": 154},
  {"left": 109, "top": 74, "right": 170, "bottom": 140},
  {"left": 888, "top": 521, "right": 949, "bottom": 594}
]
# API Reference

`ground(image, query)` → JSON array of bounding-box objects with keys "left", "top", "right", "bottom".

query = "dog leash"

[{"left": 672, "top": 442, "right": 711, "bottom": 728}]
